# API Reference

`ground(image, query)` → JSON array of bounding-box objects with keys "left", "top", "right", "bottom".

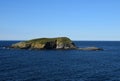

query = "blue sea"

[{"left": 0, "top": 41, "right": 120, "bottom": 81}]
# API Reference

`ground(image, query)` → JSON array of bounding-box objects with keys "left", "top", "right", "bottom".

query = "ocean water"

[{"left": 0, "top": 41, "right": 120, "bottom": 81}]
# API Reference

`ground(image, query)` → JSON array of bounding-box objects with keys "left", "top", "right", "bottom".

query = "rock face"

[{"left": 11, "top": 37, "right": 76, "bottom": 50}]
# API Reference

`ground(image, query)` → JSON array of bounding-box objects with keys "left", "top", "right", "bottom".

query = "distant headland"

[{"left": 11, "top": 37, "right": 103, "bottom": 51}]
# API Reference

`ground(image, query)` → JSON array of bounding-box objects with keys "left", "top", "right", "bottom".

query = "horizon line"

[{"left": 0, "top": 39, "right": 120, "bottom": 41}]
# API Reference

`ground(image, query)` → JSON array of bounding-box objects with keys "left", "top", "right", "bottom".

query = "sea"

[{"left": 0, "top": 41, "right": 120, "bottom": 81}]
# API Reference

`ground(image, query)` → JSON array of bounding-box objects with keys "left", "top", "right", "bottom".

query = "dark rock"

[{"left": 44, "top": 41, "right": 56, "bottom": 49}]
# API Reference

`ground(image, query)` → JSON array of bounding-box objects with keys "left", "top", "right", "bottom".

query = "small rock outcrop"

[
  {"left": 11, "top": 37, "right": 76, "bottom": 50},
  {"left": 78, "top": 47, "right": 103, "bottom": 51}
]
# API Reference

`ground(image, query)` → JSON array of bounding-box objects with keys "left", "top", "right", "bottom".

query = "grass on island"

[{"left": 25, "top": 37, "right": 72, "bottom": 44}]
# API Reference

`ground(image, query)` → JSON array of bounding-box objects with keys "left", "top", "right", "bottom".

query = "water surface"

[{"left": 0, "top": 41, "right": 120, "bottom": 81}]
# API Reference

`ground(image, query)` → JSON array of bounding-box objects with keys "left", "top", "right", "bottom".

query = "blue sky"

[{"left": 0, "top": 0, "right": 120, "bottom": 40}]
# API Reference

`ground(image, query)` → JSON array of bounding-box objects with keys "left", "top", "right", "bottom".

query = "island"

[{"left": 11, "top": 37, "right": 103, "bottom": 51}]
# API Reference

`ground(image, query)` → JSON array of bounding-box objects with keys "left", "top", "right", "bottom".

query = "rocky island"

[
  {"left": 11, "top": 37, "right": 76, "bottom": 49},
  {"left": 11, "top": 37, "right": 103, "bottom": 51}
]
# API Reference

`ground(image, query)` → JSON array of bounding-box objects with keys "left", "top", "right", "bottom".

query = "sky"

[{"left": 0, "top": 0, "right": 120, "bottom": 40}]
